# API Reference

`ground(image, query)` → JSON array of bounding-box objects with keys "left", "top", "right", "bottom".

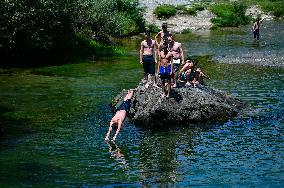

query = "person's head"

[
  {"left": 145, "top": 30, "right": 151, "bottom": 38},
  {"left": 162, "top": 23, "right": 168, "bottom": 31},
  {"left": 161, "top": 45, "right": 168, "bottom": 53},
  {"left": 161, "top": 58, "right": 168, "bottom": 64},
  {"left": 186, "top": 57, "right": 192, "bottom": 63},
  {"left": 167, "top": 36, "right": 174, "bottom": 44}
]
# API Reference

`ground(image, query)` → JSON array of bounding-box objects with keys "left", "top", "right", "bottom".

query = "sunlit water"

[{"left": 0, "top": 21, "right": 283, "bottom": 187}]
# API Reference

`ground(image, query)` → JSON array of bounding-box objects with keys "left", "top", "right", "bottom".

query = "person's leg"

[
  {"left": 105, "top": 120, "right": 114, "bottom": 141},
  {"left": 124, "top": 90, "right": 134, "bottom": 100},
  {"left": 142, "top": 58, "right": 149, "bottom": 81},
  {"left": 172, "top": 64, "right": 178, "bottom": 88},
  {"left": 161, "top": 79, "right": 166, "bottom": 97},
  {"left": 167, "top": 78, "right": 171, "bottom": 97}
]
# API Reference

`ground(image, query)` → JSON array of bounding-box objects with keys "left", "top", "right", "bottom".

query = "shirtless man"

[
  {"left": 155, "top": 23, "right": 172, "bottom": 46},
  {"left": 140, "top": 31, "right": 156, "bottom": 86},
  {"left": 157, "top": 44, "right": 173, "bottom": 98},
  {"left": 167, "top": 36, "right": 185, "bottom": 88},
  {"left": 105, "top": 89, "right": 135, "bottom": 141},
  {"left": 178, "top": 57, "right": 195, "bottom": 86}
]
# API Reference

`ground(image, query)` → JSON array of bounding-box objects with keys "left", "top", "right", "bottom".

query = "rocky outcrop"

[{"left": 112, "top": 80, "right": 246, "bottom": 127}]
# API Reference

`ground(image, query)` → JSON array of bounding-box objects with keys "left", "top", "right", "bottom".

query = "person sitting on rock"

[
  {"left": 192, "top": 67, "right": 210, "bottom": 87},
  {"left": 105, "top": 89, "right": 135, "bottom": 141},
  {"left": 157, "top": 44, "right": 173, "bottom": 98},
  {"left": 178, "top": 57, "right": 196, "bottom": 86}
]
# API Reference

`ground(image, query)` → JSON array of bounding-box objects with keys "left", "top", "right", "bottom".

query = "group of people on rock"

[
  {"left": 105, "top": 23, "right": 211, "bottom": 141},
  {"left": 140, "top": 22, "right": 210, "bottom": 98}
]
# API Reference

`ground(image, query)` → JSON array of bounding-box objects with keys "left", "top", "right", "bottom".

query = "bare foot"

[
  {"left": 166, "top": 94, "right": 170, "bottom": 98},
  {"left": 162, "top": 93, "right": 166, "bottom": 98},
  {"left": 173, "top": 84, "right": 177, "bottom": 88},
  {"left": 145, "top": 83, "right": 149, "bottom": 88}
]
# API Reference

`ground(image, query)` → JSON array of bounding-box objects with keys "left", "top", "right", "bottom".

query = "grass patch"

[
  {"left": 146, "top": 23, "right": 160, "bottom": 33},
  {"left": 154, "top": 4, "right": 177, "bottom": 19},
  {"left": 181, "top": 28, "right": 192, "bottom": 34},
  {"left": 210, "top": 2, "right": 251, "bottom": 27}
]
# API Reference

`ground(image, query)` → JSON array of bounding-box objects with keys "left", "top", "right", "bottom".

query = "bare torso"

[
  {"left": 159, "top": 50, "right": 172, "bottom": 67},
  {"left": 141, "top": 39, "right": 155, "bottom": 55},
  {"left": 168, "top": 41, "right": 182, "bottom": 58}
]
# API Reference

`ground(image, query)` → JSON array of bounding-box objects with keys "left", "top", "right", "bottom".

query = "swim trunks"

[
  {"left": 172, "top": 58, "right": 181, "bottom": 72},
  {"left": 116, "top": 99, "right": 131, "bottom": 113},
  {"left": 159, "top": 64, "right": 171, "bottom": 81},
  {"left": 142, "top": 55, "right": 155, "bottom": 75}
]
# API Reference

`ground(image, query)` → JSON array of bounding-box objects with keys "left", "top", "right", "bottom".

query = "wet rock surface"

[{"left": 113, "top": 80, "right": 246, "bottom": 127}]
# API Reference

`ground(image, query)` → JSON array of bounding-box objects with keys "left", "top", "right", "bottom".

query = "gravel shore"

[{"left": 139, "top": 1, "right": 273, "bottom": 33}]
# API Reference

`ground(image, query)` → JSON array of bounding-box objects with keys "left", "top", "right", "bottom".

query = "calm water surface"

[{"left": 0, "top": 21, "right": 283, "bottom": 187}]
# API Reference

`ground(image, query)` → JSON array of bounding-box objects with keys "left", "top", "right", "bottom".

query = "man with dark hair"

[
  {"left": 140, "top": 31, "right": 156, "bottom": 86},
  {"left": 178, "top": 57, "right": 195, "bottom": 86},
  {"left": 105, "top": 89, "right": 135, "bottom": 141},
  {"left": 155, "top": 23, "right": 172, "bottom": 45}
]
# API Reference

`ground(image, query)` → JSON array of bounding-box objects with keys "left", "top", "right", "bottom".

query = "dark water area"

[{"left": 0, "top": 20, "right": 283, "bottom": 187}]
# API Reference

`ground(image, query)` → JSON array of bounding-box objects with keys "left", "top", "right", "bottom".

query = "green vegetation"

[
  {"left": 155, "top": 3, "right": 206, "bottom": 18},
  {"left": 181, "top": 28, "right": 193, "bottom": 34},
  {"left": 146, "top": 24, "right": 160, "bottom": 34},
  {"left": 250, "top": 0, "right": 284, "bottom": 17},
  {"left": 210, "top": 2, "right": 251, "bottom": 27},
  {"left": 154, "top": 4, "right": 177, "bottom": 19},
  {"left": 0, "top": 0, "right": 144, "bottom": 66},
  {"left": 204, "top": 0, "right": 284, "bottom": 18}
]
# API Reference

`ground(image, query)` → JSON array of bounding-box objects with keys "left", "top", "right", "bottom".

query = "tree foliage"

[{"left": 0, "top": 0, "right": 144, "bottom": 62}]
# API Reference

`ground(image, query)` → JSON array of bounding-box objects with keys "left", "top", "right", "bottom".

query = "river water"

[{"left": 0, "top": 21, "right": 283, "bottom": 187}]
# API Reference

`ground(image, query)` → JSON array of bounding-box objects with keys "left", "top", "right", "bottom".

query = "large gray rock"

[{"left": 112, "top": 80, "right": 246, "bottom": 127}]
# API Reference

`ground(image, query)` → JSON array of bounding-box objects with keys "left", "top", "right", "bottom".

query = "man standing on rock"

[
  {"left": 155, "top": 23, "right": 172, "bottom": 45},
  {"left": 140, "top": 30, "right": 156, "bottom": 87},
  {"left": 167, "top": 35, "right": 185, "bottom": 88},
  {"left": 157, "top": 43, "right": 173, "bottom": 98}
]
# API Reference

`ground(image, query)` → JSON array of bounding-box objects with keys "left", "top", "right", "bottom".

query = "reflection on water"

[
  {"left": 0, "top": 20, "right": 284, "bottom": 187},
  {"left": 107, "top": 141, "right": 128, "bottom": 169}
]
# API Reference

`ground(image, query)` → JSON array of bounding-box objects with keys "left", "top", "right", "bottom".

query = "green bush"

[
  {"left": 210, "top": 2, "right": 251, "bottom": 27},
  {"left": 259, "top": 0, "right": 284, "bottom": 17},
  {"left": 154, "top": 4, "right": 177, "bottom": 19},
  {"left": 181, "top": 28, "right": 192, "bottom": 34},
  {"left": 146, "top": 24, "right": 160, "bottom": 33},
  {"left": 176, "top": 4, "right": 206, "bottom": 16},
  {"left": 185, "top": 8, "right": 197, "bottom": 16}
]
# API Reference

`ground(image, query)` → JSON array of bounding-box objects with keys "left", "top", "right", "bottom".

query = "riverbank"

[{"left": 139, "top": 0, "right": 273, "bottom": 33}]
